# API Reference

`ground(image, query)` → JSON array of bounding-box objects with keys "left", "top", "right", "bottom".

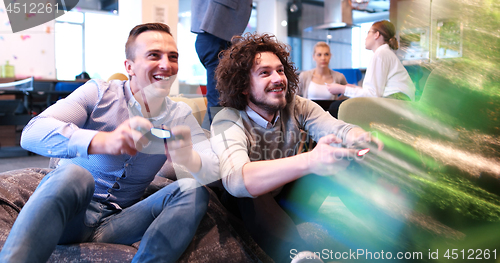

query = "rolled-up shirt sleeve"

[
  {"left": 20, "top": 80, "right": 101, "bottom": 158},
  {"left": 211, "top": 108, "right": 255, "bottom": 198}
]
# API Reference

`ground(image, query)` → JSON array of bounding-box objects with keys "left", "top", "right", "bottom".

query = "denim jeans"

[
  {"left": 195, "top": 32, "right": 230, "bottom": 129},
  {"left": 222, "top": 192, "right": 312, "bottom": 263},
  {"left": 0, "top": 164, "right": 209, "bottom": 263}
]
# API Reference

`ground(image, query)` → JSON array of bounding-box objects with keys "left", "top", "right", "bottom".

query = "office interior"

[{"left": 0, "top": 0, "right": 499, "bottom": 259}]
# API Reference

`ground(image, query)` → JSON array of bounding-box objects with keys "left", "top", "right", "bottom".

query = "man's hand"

[
  {"left": 88, "top": 116, "right": 152, "bottom": 155},
  {"left": 304, "top": 134, "right": 357, "bottom": 176},
  {"left": 345, "top": 127, "right": 384, "bottom": 151},
  {"left": 166, "top": 125, "right": 202, "bottom": 173}
]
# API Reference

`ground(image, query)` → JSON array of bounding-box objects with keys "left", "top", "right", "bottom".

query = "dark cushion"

[{"left": 0, "top": 168, "right": 272, "bottom": 263}]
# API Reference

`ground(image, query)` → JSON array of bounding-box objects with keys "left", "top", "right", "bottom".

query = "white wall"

[
  {"left": 0, "top": 0, "right": 143, "bottom": 80},
  {"left": 254, "top": 0, "right": 288, "bottom": 43},
  {"left": 141, "top": 0, "right": 179, "bottom": 94},
  {"left": 0, "top": 2, "right": 55, "bottom": 79},
  {"left": 84, "top": 0, "right": 142, "bottom": 80}
]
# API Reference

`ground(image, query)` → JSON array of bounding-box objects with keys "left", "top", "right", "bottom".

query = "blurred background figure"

[
  {"left": 327, "top": 20, "right": 415, "bottom": 117},
  {"left": 191, "top": 0, "right": 252, "bottom": 130},
  {"left": 297, "top": 42, "right": 348, "bottom": 114},
  {"left": 75, "top": 71, "right": 90, "bottom": 80}
]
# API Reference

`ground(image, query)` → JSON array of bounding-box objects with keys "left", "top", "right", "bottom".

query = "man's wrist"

[
  {"left": 88, "top": 131, "right": 107, "bottom": 155},
  {"left": 295, "top": 152, "right": 314, "bottom": 176}
]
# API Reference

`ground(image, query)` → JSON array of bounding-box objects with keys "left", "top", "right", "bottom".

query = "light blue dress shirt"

[{"left": 21, "top": 79, "right": 219, "bottom": 208}]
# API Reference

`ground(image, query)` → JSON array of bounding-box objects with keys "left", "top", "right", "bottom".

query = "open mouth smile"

[
  {"left": 153, "top": 75, "right": 170, "bottom": 81},
  {"left": 267, "top": 84, "right": 286, "bottom": 93}
]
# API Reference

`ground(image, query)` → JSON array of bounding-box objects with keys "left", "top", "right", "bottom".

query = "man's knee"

[
  {"left": 40, "top": 164, "right": 95, "bottom": 200},
  {"left": 176, "top": 179, "right": 209, "bottom": 210}
]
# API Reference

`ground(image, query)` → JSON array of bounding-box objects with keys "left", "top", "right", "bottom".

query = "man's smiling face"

[
  {"left": 125, "top": 30, "right": 178, "bottom": 97},
  {"left": 246, "top": 51, "right": 288, "bottom": 120}
]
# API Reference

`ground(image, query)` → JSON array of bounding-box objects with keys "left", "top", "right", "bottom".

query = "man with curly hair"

[{"left": 210, "top": 33, "right": 382, "bottom": 262}]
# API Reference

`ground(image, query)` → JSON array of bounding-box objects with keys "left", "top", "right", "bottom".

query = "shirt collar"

[
  {"left": 380, "top": 43, "right": 391, "bottom": 51},
  {"left": 125, "top": 81, "right": 168, "bottom": 125},
  {"left": 124, "top": 81, "right": 138, "bottom": 109},
  {"left": 245, "top": 106, "right": 280, "bottom": 129}
]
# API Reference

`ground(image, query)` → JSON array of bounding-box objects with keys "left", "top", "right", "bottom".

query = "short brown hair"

[
  {"left": 216, "top": 33, "right": 298, "bottom": 110},
  {"left": 125, "top": 23, "right": 172, "bottom": 61}
]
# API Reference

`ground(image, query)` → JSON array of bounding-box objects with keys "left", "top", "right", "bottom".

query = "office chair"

[{"left": 107, "top": 73, "right": 128, "bottom": 82}]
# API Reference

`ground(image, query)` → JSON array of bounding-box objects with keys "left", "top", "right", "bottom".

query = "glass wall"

[
  {"left": 55, "top": 12, "right": 84, "bottom": 80},
  {"left": 351, "top": 22, "right": 375, "bottom": 69},
  {"left": 55, "top": 10, "right": 126, "bottom": 81}
]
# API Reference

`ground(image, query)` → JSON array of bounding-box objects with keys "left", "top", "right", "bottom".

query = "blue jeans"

[
  {"left": 195, "top": 32, "right": 230, "bottom": 130},
  {"left": 0, "top": 164, "right": 209, "bottom": 263}
]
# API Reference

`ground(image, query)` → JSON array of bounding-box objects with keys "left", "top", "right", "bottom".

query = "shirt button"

[
  {"left": 107, "top": 189, "right": 112, "bottom": 193},
  {"left": 47, "top": 150, "right": 52, "bottom": 154},
  {"left": 76, "top": 153, "right": 81, "bottom": 157},
  {"left": 125, "top": 163, "right": 129, "bottom": 167}
]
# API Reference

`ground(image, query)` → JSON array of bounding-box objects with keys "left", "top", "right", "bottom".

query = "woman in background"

[
  {"left": 298, "top": 42, "right": 347, "bottom": 102},
  {"left": 327, "top": 20, "right": 415, "bottom": 117}
]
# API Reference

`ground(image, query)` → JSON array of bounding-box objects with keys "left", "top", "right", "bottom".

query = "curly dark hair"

[{"left": 215, "top": 33, "right": 298, "bottom": 110}]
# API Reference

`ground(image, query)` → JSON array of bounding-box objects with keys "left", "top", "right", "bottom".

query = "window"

[
  {"left": 55, "top": 10, "right": 125, "bottom": 81},
  {"left": 55, "top": 12, "right": 84, "bottom": 80},
  {"left": 351, "top": 22, "right": 375, "bottom": 69}
]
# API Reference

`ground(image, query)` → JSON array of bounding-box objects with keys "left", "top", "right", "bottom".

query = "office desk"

[
  {"left": 0, "top": 78, "right": 33, "bottom": 126},
  {"left": 0, "top": 78, "right": 85, "bottom": 125}
]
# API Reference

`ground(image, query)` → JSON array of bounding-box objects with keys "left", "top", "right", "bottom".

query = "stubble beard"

[{"left": 248, "top": 84, "right": 287, "bottom": 115}]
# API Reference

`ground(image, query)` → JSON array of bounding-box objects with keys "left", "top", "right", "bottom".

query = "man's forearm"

[
  {"left": 242, "top": 154, "right": 310, "bottom": 197},
  {"left": 176, "top": 150, "right": 202, "bottom": 174}
]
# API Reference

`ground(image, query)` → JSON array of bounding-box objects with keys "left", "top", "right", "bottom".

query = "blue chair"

[
  {"left": 54, "top": 82, "right": 84, "bottom": 92},
  {"left": 333, "top": 68, "right": 363, "bottom": 85},
  {"left": 39, "top": 82, "right": 85, "bottom": 109}
]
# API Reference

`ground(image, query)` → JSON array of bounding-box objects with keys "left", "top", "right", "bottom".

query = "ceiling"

[
  {"left": 305, "top": 0, "right": 390, "bottom": 22},
  {"left": 306, "top": 0, "right": 390, "bottom": 12}
]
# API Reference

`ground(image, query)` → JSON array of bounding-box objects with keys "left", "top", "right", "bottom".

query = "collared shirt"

[
  {"left": 21, "top": 79, "right": 219, "bottom": 209},
  {"left": 211, "top": 95, "right": 356, "bottom": 198},
  {"left": 344, "top": 44, "right": 415, "bottom": 101},
  {"left": 245, "top": 106, "right": 280, "bottom": 129}
]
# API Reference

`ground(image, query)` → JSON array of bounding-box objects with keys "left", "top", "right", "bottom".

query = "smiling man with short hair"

[{"left": 0, "top": 23, "right": 219, "bottom": 263}]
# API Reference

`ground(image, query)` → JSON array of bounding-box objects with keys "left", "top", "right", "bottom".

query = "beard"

[{"left": 248, "top": 84, "right": 287, "bottom": 115}]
